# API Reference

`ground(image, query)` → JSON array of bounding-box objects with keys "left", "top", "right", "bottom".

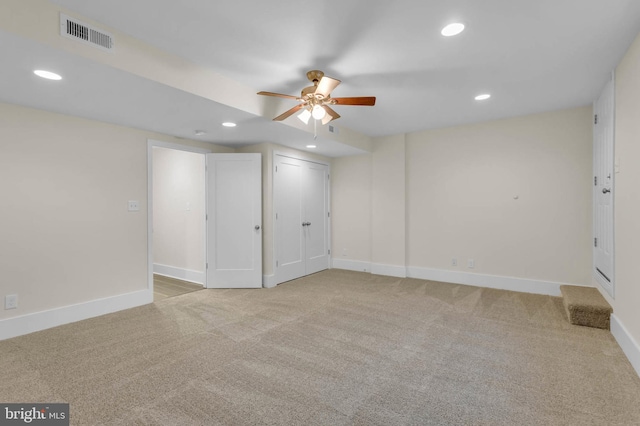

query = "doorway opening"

[{"left": 148, "top": 140, "right": 209, "bottom": 301}]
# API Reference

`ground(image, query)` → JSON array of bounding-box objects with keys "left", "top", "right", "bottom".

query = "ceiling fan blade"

[
  {"left": 257, "top": 91, "right": 299, "bottom": 100},
  {"left": 273, "top": 104, "right": 305, "bottom": 121},
  {"left": 315, "top": 76, "right": 341, "bottom": 98},
  {"left": 321, "top": 105, "right": 340, "bottom": 125},
  {"left": 332, "top": 97, "right": 376, "bottom": 106}
]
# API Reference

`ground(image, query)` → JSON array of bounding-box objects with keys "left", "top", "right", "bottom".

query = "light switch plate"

[{"left": 5, "top": 294, "right": 18, "bottom": 310}]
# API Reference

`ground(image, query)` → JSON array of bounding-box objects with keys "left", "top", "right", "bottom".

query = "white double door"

[
  {"left": 274, "top": 154, "right": 330, "bottom": 284},
  {"left": 206, "top": 153, "right": 262, "bottom": 288}
]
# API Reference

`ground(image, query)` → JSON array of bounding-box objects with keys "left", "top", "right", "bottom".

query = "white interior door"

[
  {"left": 274, "top": 154, "right": 330, "bottom": 284},
  {"left": 593, "top": 73, "right": 615, "bottom": 297},
  {"left": 274, "top": 156, "right": 306, "bottom": 283},
  {"left": 304, "top": 162, "right": 330, "bottom": 274},
  {"left": 206, "top": 153, "right": 262, "bottom": 288}
]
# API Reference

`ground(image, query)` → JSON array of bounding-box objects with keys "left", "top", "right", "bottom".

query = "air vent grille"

[{"left": 60, "top": 13, "right": 113, "bottom": 51}]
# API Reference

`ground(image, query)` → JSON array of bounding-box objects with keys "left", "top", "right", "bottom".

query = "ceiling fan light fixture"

[
  {"left": 441, "top": 23, "right": 465, "bottom": 37},
  {"left": 312, "top": 105, "right": 326, "bottom": 120},
  {"left": 298, "top": 108, "right": 312, "bottom": 124}
]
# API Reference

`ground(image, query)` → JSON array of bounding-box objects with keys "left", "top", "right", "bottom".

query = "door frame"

[
  {"left": 146, "top": 139, "right": 211, "bottom": 295},
  {"left": 272, "top": 151, "right": 331, "bottom": 285}
]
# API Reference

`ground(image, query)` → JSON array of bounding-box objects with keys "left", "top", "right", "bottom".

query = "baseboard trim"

[
  {"left": 370, "top": 263, "right": 407, "bottom": 278},
  {"left": 331, "top": 258, "right": 371, "bottom": 273},
  {"left": 0, "top": 289, "right": 153, "bottom": 341},
  {"left": 331, "top": 261, "right": 571, "bottom": 296},
  {"left": 407, "top": 266, "right": 571, "bottom": 296},
  {"left": 263, "top": 274, "right": 277, "bottom": 288},
  {"left": 153, "top": 263, "right": 204, "bottom": 285},
  {"left": 611, "top": 314, "right": 640, "bottom": 378}
]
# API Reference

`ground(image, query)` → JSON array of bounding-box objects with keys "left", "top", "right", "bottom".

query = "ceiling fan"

[{"left": 257, "top": 70, "right": 376, "bottom": 125}]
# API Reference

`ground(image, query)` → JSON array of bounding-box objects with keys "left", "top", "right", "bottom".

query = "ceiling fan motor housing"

[{"left": 306, "top": 70, "right": 324, "bottom": 83}]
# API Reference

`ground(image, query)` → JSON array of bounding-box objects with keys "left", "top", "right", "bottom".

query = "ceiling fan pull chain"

[{"left": 314, "top": 118, "right": 318, "bottom": 140}]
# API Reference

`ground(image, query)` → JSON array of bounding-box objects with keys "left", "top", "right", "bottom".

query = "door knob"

[
  {"left": 305, "top": 222, "right": 311, "bottom": 226},
  {"left": 255, "top": 225, "right": 261, "bottom": 230},
  {"left": 302, "top": 222, "right": 306, "bottom": 227},
  {"left": 602, "top": 188, "right": 611, "bottom": 194}
]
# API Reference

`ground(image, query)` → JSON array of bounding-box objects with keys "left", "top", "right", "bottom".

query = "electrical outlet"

[
  {"left": 467, "top": 259, "right": 475, "bottom": 268},
  {"left": 128, "top": 200, "right": 140, "bottom": 212},
  {"left": 451, "top": 258, "right": 458, "bottom": 266},
  {"left": 5, "top": 294, "right": 18, "bottom": 310}
]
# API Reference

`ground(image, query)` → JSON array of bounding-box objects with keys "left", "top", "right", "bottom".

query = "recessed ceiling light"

[
  {"left": 222, "top": 122, "right": 236, "bottom": 127},
  {"left": 306, "top": 145, "right": 317, "bottom": 149},
  {"left": 475, "top": 94, "right": 491, "bottom": 101},
  {"left": 194, "top": 130, "right": 206, "bottom": 136},
  {"left": 441, "top": 23, "right": 465, "bottom": 37},
  {"left": 33, "top": 70, "right": 62, "bottom": 80}
]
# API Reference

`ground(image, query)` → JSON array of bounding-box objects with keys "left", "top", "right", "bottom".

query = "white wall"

[
  {"left": 602, "top": 30, "right": 640, "bottom": 373},
  {"left": 331, "top": 106, "right": 593, "bottom": 293},
  {"left": 372, "top": 135, "right": 406, "bottom": 275},
  {"left": 152, "top": 147, "right": 205, "bottom": 282},
  {"left": 0, "top": 102, "right": 227, "bottom": 336},
  {"left": 330, "top": 135, "right": 407, "bottom": 275},
  {"left": 406, "top": 107, "right": 593, "bottom": 286},
  {"left": 331, "top": 154, "right": 372, "bottom": 268},
  {"left": 0, "top": 103, "right": 146, "bottom": 320}
]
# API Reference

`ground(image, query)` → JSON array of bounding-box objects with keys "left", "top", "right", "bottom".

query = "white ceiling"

[{"left": 3, "top": 1, "right": 640, "bottom": 156}]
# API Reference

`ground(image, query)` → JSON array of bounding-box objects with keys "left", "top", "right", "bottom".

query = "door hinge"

[
  {"left": 594, "top": 114, "right": 598, "bottom": 124},
  {"left": 594, "top": 237, "right": 598, "bottom": 248},
  {"left": 206, "top": 262, "right": 209, "bottom": 269},
  {"left": 327, "top": 174, "right": 330, "bottom": 180},
  {"left": 276, "top": 213, "right": 278, "bottom": 220},
  {"left": 206, "top": 214, "right": 208, "bottom": 220},
  {"left": 276, "top": 260, "right": 279, "bottom": 267},
  {"left": 328, "top": 249, "right": 331, "bottom": 255},
  {"left": 275, "top": 166, "right": 278, "bottom": 172},
  {"left": 328, "top": 212, "right": 330, "bottom": 218},
  {"left": 594, "top": 176, "right": 597, "bottom": 186}
]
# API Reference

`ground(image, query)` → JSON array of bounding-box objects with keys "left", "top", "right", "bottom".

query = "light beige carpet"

[
  {"left": 1, "top": 269, "right": 639, "bottom": 425},
  {"left": 153, "top": 274, "right": 203, "bottom": 302}
]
